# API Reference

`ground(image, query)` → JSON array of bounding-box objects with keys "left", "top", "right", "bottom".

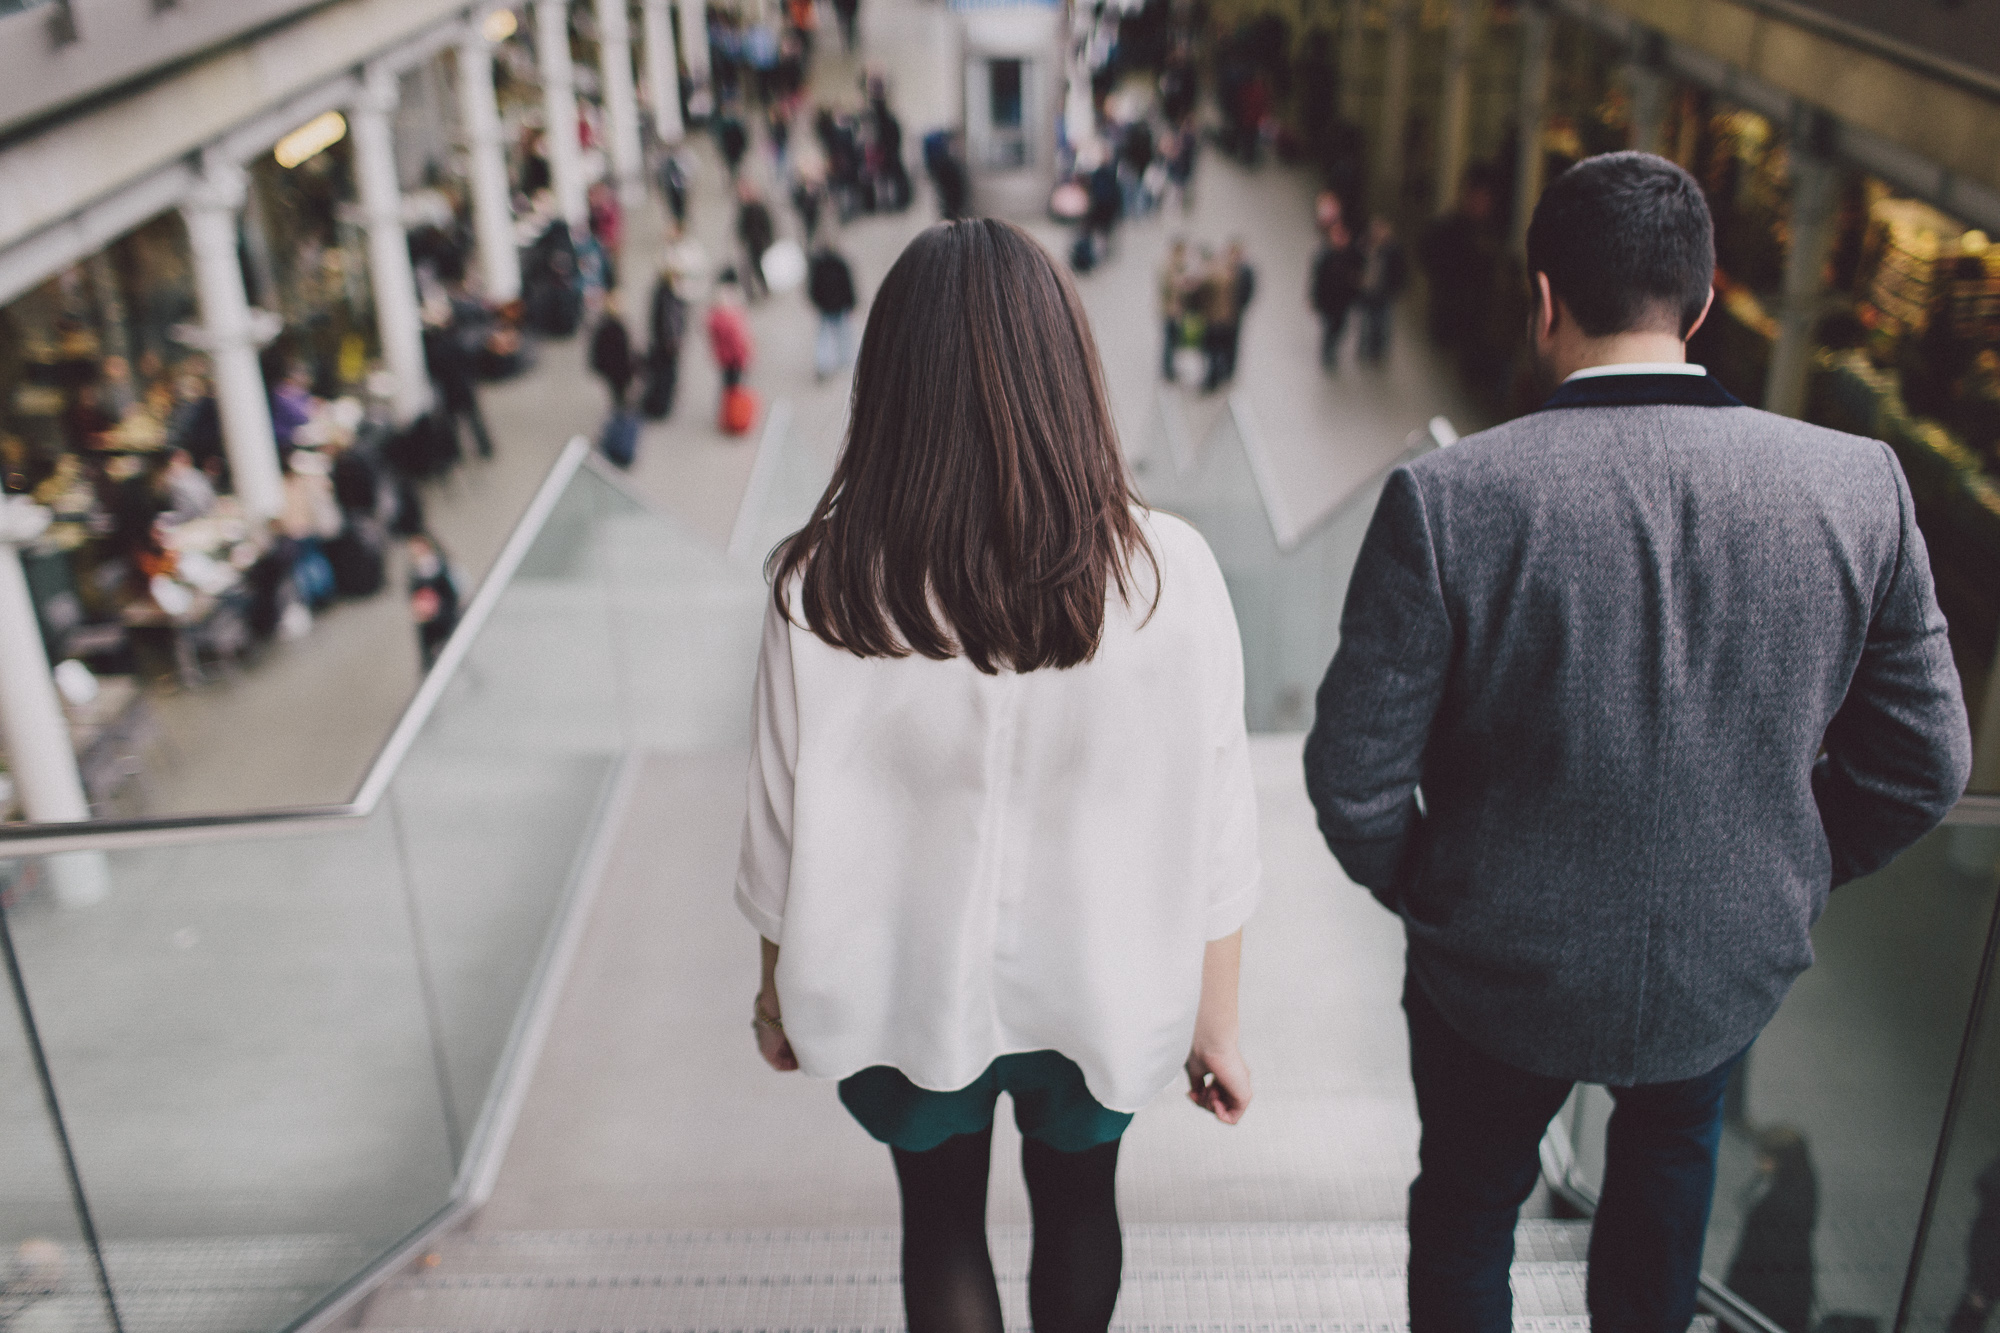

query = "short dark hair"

[
  {"left": 1525, "top": 151, "right": 1714, "bottom": 338},
  {"left": 771, "top": 219, "right": 1155, "bottom": 674}
]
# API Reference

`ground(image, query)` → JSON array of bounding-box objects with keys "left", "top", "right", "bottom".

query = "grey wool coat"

[{"left": 1303, "top": 371, "right": 1973, "bottom": 1087}]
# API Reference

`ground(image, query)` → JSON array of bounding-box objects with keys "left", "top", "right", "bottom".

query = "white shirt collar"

[{"left": 1564, "top": 362, "right": 1709, "bottom": 382}]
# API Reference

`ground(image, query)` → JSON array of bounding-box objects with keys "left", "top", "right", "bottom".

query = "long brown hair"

[{"left": 770, "top": 219, "right": 1154, "bottom": 674}]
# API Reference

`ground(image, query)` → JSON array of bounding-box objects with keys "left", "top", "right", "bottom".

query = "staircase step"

[{"left": 360, "top": 1221, "right": 1636, "bottom": 1330}]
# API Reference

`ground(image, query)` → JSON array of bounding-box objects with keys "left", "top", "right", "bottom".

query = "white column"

[
  {"left": 351, "top": 65, "right": 434, "bottom": 425},
  {"left": 179, "top": 161, "right": 285, "bottom": 524},
  {"left": 1763, "top": 140, "right": 1839, "bottom": 419},
  {"left": 596, "top": 0, "right": 646, "bottom": 205},
  {"left": 459, "top": 31, "right": 523, "bottom": 303},
  {"left": 1433, "top": 0, "right": 1476, "bottom": 216},
  {"left": 0, "top": 504, "right": 106, "bottom": 907},
  {"left": 538, "top": 0, "right": 590, "bottom": 227},
  {"left": 642, "top": 0, "right": 684, "bottom": 146},
  {"left": 1511, "top": 0, "right": 1552, "bottom": 253},
  {"left": 1376, "top": 0, "right": 1413, "bottom": 215},
  {"left": 0, "top": 504, "right": 85, "bottom": 825},
  {"left": 677, "top": 0, "right": 711, "bottom": 100}
]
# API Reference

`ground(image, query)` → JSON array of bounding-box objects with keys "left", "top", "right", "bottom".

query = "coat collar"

[{"left": 1533, "top": 372, "right": 1744, "bottom": 412}]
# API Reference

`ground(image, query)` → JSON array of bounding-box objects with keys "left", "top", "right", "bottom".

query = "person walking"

[
  {"left": 1216, "top": 240, "right": 1255, "bottom": 386},
  {"left": 1309, "top": 212, "right": 1360, "bottom": 371},
  {"left": 1303, "top": 152, "right": 1971, "bottom": 1333},
  {"left": 707, "top": 270, "right": 754, "bottom": 399},
  {"left": 1354, "top": 216, "right": 1408, "bottom": 365},
  {"left": 405, "top": 532, "right": 460, "bottom": 672},
  {"left": 642, "top": 266, "right": 687, "bottom": 419},
  {"left": 588, "top": 293, "right": 636, "bottom": 411},
  {"left": 422, "top": 296, "right": 495, "bottom": 458},
  {"left": 740, "top": 218, "right": 1258, "bottom": 1333},
  {"left": 715, "top": 110, "right": 750, "bottom": 180},
  {"left": 1158, "top": 238, "right": 1190, "bottom": 382},
  {"left": 1197, "top": 247, "right": 1241, "bottom": 394},
  {"left": 806, "top": 244, "right": 858, "bottom": 380},
  {"left": 831, "top": 0, "right": 859, "bottom": 50},
  {"left": 736, "top": 184, "right": 777, "bottom": 300}
]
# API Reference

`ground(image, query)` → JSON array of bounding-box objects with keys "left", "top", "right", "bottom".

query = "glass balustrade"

[{"left": 0, "top": 450, "right": 704, "bottom": 1333}]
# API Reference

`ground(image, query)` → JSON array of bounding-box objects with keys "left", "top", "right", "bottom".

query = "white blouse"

[{"left": 734, "top": 510, "right": 1261, "bottom": 1114}]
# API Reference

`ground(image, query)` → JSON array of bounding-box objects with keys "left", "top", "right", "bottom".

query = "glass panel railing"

[
  {"left": 1133, "top": 394, "right": 1441, "bottom": 731},
  {"left": 1900, "top": 829, "right": 2000, "bottom": 1332},
  {"left": 0, "top": 445, "right": 666, "bottom": 1333},
  {"left": 1550, "top": 821, "right": 2000, "bottom": 1333},
  {"left": 0, "top": 905, "right": 117, "bottom": 1333}
]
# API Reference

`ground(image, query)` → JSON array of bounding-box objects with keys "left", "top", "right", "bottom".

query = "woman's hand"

[
  {"left": 754, "top": 989, "right": 798, "bottom": 1071},
  {"left": 1186, "top": 1037, "right": 1251, "bottom": 1122},
  {"left": 754, "top": 936, "right": 798, "bottom": 1071},
  {"left": 1187, "top": 929, "right": 1250, "bottom": 1122}
]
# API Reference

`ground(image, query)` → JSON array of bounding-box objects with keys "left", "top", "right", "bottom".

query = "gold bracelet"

[{"left": 753, "top": 999, "right": 784, "bottom": 1032}]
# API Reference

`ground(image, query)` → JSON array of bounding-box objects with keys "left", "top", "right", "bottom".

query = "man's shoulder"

[{"left": 1407, "top": 404, "right": 1892, "bottom": 486}]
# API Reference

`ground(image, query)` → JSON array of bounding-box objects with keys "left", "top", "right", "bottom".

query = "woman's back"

[
  {"left": 738, "top": 508, "right": 1258, "bottom": 1110},
  {"left": 735, "top": 219, "right": 1256, "bottom": 1333}
]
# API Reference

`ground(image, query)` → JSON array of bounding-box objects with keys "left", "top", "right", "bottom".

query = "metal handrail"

[{"left": 0, "top": 436, "right": 590, "bottom": 858}]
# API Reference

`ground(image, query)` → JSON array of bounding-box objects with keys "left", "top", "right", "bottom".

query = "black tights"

[{"left": 892, "top": 1128, "right": 1123, "bottom": 1333}]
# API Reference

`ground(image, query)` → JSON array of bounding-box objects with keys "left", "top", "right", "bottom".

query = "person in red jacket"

[{"left": 707, "top": 270, "right": 756, "bottom": 431}]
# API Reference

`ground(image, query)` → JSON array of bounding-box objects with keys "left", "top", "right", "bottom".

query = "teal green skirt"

[{"left": 838, "top": 1050, "right": 1133, "bottom": 1154}]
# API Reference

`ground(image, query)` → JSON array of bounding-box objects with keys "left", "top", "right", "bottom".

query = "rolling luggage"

[
  {"left": 327, "top": 523, "right": 386, "bottom": 597},
  {"left": 599, "top": 410, "right": 641, "bottom": 469},
  {"left": 720, "top": 385, "right": 759, "bottom": 435}
]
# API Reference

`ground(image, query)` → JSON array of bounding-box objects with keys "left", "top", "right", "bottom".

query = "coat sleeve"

[
  {"left": 1814, "top": 445, "right": 1973, "bottom": 885},
  {"left": 1303, "top": 467, "right": 1452, "bottom": 909},
  {"left": 735, "top": 596, "right": 800, "bottom": 941}
]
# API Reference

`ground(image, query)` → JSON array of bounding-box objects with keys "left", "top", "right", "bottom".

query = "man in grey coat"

[{"left": 1304, "top": 151, "right": 1971, "bottom": 1332}]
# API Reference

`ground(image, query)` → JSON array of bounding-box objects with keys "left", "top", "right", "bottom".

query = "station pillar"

[
  {"left": 595, "top": 0, "right": 647, "bottom": 208},
  {"left": 1375, "top": 0, "right": 1413, "bottom": 215},
  {"left": 678, "top": 0, "right": 712, "bottom": 107},
  {"left": 537, "top": 0, "right": 590, "bottom": 228},
  {"left": 179, "top": 160, "right": 285, "bottom": 524},
  {"left": 459, "top": 30, "right": 523, "bottom": 304},
  {"left": 350, "top": 66, "right": 433, "bottom": 425},
  {"left": 1338, "top": 0, "right": 1365, "bottom": 126},
  {"left": 642, "top": 0, "right": 685, "bottom": 147},
  {"left": 1764, "top": 126, "right": 1840, "bottom": 420},
  {"left": 1433, "top": 0, "right": 1477, "bottom": 215},
  {"left": 0, "top": 500, "right": 105, "bottom": 906},
  {"left": 1511, "top": 0, "right": 1553, "bottom": 253},
  {"left": 1628, "top": 47, "right": 1670, "bottom": 156}
]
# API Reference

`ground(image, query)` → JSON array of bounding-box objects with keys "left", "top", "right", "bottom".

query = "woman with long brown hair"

[{"left": 736, "top": 218, "right": 1259, "bottom": 1333}]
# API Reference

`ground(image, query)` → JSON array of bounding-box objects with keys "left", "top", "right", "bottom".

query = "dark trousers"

[
  {"left": 1202, "top": 322, "right": 1238, "bottom": 391},
  {"left": 1357, "top": 297, "right": 1392, "bottom": 363},
  {"left": 1319, "top": 304, "right": 1351, "bottom": 368},
  {"left": 1162, "top": 318, "right": 1180, "bottom": 380},
  {"left": 442, "top": 397, "right": 493, "bottom": 458},
  {"left": 1404, "top": 975, "right": 1741, "bottom": 1333}
]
